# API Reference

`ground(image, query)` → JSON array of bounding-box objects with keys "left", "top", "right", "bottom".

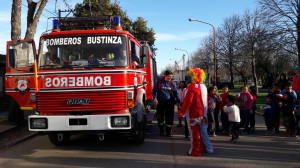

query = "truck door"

[{"left": 5, "top": 39, "right": 37, "bottom": 110}]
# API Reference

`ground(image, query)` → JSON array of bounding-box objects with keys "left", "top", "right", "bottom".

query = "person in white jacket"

[{"left": 223, "top": 95, "right": 241, "bottom": 142}]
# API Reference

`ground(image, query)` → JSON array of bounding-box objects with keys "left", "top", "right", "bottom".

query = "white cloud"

[{"left": 155, "top": 32, "right": 207, "bottom": 42}]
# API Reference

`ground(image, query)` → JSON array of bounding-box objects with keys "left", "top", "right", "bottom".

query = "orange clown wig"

[{"left": 187, "top": 68, "right": 206, "bottom": 84}]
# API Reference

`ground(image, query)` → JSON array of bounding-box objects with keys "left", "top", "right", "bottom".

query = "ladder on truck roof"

[{"left": 47, "top": 16, "right": 121, "bottom": 32}]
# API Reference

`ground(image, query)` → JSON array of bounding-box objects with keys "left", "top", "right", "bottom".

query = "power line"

[{"left": 21, "top": 3, "right": 52, "bottom": 19}]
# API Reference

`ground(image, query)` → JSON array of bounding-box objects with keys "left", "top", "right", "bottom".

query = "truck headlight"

[
  {"left": 111, "top": 116, "right": 129, "bottom": 127},
  {"left": 30, "top": 118, "right": 48, "bottom": 129}
]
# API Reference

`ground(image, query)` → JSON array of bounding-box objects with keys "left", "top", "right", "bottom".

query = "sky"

[{"left": 0, "top": 0, "right": 257, "bottom": 73}]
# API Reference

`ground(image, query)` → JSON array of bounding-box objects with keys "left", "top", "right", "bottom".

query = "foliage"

[
  {"left": 259, "top": 0, "right": 300, "bottom": 66},
  {"left": 189, "top": 4, "right": 297, "bottom": 88},
  {"left": 217, "top": 82, "right": 234, "bottom": 89},
  {"left": 74, "top": 0, "right": 156, "bottom": 54}
]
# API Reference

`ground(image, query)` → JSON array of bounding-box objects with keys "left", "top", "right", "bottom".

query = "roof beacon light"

[
  {"left": 113, "top": 16, "right": 122, "bottom": 30},
  {"left": 52, "top": 19, "right": 60, "bottom": 31}
]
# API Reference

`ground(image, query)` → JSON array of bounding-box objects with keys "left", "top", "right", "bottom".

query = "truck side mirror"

[{"left": 140, "top": 45, "right": 149, "bottom": 65}]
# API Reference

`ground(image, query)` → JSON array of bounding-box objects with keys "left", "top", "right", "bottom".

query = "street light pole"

[
  {"left": 188, "top": 18, "right": 217, "bottom": 86},
  {"left": 175, "top": 48, "right": 189, "bottom": 69}
]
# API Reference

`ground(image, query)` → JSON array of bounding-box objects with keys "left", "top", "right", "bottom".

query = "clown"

[{"left": 178, "top": 68, "right": 208, "bottom": 157}]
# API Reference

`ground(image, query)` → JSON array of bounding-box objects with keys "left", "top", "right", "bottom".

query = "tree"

[
  {"left": 259, "top": 0, "right": 300, "bottom": 66},
  {"left": 191, "top": 36, "right": 215, "bottom": 85},
  {"left": 74, "top": 0, "right": 132, "bottom": 30},
  {"left": 11, "top": 0, "right": 48, "bottom": 40},
  {"left": 11, "top": 0, "right": 22, "bottom": 40},
  {"left": 217, "top": 14, "right": 243, "bottom": 85},
  {"left": 25, "top": 0, "right": 48, "bottom": 39},
  {"left": 131, "top": 17, "right": 156, "bottom": 53},
  {"left": 74, "top": 0, "right": 156, "bottom": 53},
  {"left": 10, "top": 0, "right": 48, "bottom": 125}
]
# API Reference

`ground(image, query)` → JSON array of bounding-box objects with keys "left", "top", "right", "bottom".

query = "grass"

[{"left": 223, "top": 87, "right": 268, "bottom": 112}]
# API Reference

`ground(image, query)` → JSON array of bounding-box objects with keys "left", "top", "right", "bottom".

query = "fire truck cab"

[{"left": 5, "top": 16, "right": 157, "bottom": 145}]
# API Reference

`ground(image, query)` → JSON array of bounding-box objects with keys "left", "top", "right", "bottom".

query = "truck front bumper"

[{"left": 28, "top": 114, "right": 131, "bottom": 131}]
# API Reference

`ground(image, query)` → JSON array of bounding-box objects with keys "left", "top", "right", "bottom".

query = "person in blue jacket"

[
  {"left": 152, "top": 70, "right": 180, "bottom": 137},
  {"left": 262, "top": 94, "right": 276, "bottom": 135}
]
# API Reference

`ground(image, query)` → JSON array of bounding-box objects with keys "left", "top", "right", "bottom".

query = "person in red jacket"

[
  {"left": 178, "top": 68, "right": 206, "bottom": 157},
  {"left": 235, "top": 86, "right": 254, "bottom": 134}
]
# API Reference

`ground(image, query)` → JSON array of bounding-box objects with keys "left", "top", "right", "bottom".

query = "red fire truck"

[{"left": 5, "top": 16, "right": 157, "bottom": 145}]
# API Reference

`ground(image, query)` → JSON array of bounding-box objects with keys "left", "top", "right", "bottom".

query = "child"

[
  {"left": 249, "top": 86, "right": 257, "bottom": 133},
  {"left": 213, "top": 86, "right": 221, "bottom": 133},
  {"left": 282, "top": 92, "right": 295, "bottom": 137},
  {"left": 235, "top": 85, "right": 254, "bottom": 134},
  {"left": 223, "top": 95, "right": 241, "bottom": 143},
  {"left": 208, "top": 87, "right": 222, "bottom": 136},
  {"left": 295, "top": 96, "right": 300, "bottom": 137},
  {"left": 177, "top": 81, "right": 189, "bottom": 140},
  {"left": 220, "top": 85, "right": 230, "bottom": 134},
  {"left": 262, "top": 94, "right": 275, "bottom": 135},
  {"left": 271, "top": 83, "right": 283, "bottom": 134}
]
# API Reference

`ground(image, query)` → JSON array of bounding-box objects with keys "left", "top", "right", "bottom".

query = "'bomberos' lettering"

[
  {"left": 46, "top": 36, "right": 122, "bottom": 46},
  {"left": 45, "top": 76, "right": 111, "bottom": 87}
]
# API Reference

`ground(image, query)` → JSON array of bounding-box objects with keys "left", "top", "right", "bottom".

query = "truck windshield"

[{"left": 38, "top": 35, "right": 127, "bottom": 69}]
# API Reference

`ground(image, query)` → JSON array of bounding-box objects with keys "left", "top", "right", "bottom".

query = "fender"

[{"left": 130, "top": 88, "right": 145, "bottom": 122}]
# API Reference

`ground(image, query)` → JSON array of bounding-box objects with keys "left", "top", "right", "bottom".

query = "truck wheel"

[
  {"left": 131, "top": 103, "right": 147, "bottom": 144},
  {"left": 131, "top": 116, "right": 146, "bottom": 144},
  {"left": 48, "top": 131, "right": 71, "bottom": 146}
]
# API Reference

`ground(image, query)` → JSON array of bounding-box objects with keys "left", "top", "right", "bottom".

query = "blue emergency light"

[
  {"left": 52, "top": 19, "right": 60, "bottom": 29},
  {"left": 113, "top": 16, "right": 122, "bottom": 29}
]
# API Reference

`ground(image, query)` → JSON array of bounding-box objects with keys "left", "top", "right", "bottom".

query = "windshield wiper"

[{"left": 39, "top": 64, "right": 61, "bottom": 69}]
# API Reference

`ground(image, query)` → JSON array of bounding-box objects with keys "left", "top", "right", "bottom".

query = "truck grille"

[{"left": 36, "top": 91, "right": 126, "bottom": 114}]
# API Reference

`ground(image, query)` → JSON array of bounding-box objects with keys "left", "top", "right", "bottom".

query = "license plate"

[
  {"left": 69, "top": 118, "right": 87, "bottom": 125},
  {"left": 67, "top": 98, "right": 90, "bottom": 105}
]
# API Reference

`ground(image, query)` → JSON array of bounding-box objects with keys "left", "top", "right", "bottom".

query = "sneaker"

[
  {"left": 177, "top": 124, "right": 183, "bottom": 127},
  {"left": 241, "top": 131, "right": 248, "bottom": 135},
  {"left": 184, "top": 137, "right": 190, "bottom": 141},
  {"left": 264, "top": 131, "right": 273, "bottom": 135},
  {"left": 233, "top": 138, "right": 239, "bottom": 143},
  {"left": 209, "top": 133, "right": 217, "bottom": 137},
  {"left": 221, "top": 130, "right": 228, "bottom": 135},
  {"left": 282, "top": 133, "right": 290, "bottom": 137}
]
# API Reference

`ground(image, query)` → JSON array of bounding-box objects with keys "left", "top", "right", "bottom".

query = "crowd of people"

[{"left": 152, "top": 69, "right": 300, "bottom": 157}]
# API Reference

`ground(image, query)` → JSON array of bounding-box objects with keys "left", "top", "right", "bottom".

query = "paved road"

[{"left": 0, "top": 112, "right": 299, "bottom": 168}]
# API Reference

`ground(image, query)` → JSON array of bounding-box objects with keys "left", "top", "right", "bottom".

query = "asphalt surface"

[{"left": 0, "top": 110, "right": 299, "bottom": 168}]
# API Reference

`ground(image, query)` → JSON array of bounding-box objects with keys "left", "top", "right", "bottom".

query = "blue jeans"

[{"left": 200, "top": 120, "right": 214, "bottom": 153}]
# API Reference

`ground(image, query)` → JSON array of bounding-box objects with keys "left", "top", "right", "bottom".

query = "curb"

[
  {"left": 4, "top": 132, "right": 38, "bottom": 148},
  {"left": 0, "top": 131, "right": 38, "bottom": 149}
]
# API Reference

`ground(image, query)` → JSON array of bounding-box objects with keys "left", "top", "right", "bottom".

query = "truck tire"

[
  {"left": 131, "top": 116, "right": 146, "bottom": 144},
  {"left": 48, "top": 131, "right": 71, "bottom": 146},
  {"left": 131, "top": 104, "right": 146, "bottom": 144}
]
